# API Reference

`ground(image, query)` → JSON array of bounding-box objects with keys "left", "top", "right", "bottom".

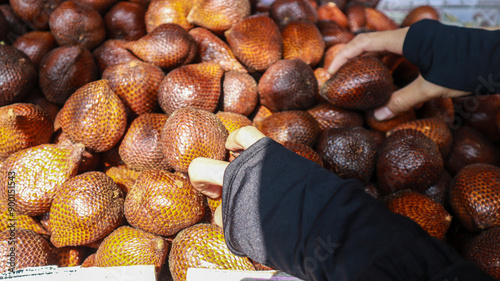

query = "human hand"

[
  {"left": 327, "top": 28, "right": 409, "bottom": 75},
  {"left": 188, "top": 126, "right": 266, "bottom": 227},
  {"left": 327, "top": 28, "right": 470, "bottom": 120},
  {"left": 372, "top": 75, "right": 469, "bottom": 120}
]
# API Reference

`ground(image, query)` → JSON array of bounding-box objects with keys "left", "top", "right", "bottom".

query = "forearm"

[
  {"left": 403, "top": 19, "right": 500, "bottom": 94},
  {"left": 222, "top": 137, "right": 494, "bottom": 281}
]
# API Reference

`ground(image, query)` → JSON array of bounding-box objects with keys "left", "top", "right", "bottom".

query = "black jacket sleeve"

[
  {"left": 222, "top": 137, "right": 495, "bottom": 281},
  {"left": 403, "top": 19, "right": 500, "bottom": 95}
]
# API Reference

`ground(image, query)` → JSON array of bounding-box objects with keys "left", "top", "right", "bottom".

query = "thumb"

[
  {"left": 373, "top": 76, "right": 432, "bottom": 121},
  {"left": 213, "top": 205, "right": 223, "bottom": 228}
]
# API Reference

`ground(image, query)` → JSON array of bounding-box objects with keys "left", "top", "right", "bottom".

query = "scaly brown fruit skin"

[
  {"left": 424, "top": 170, "right": 452, "bottom": 206},
  {"left": 367, "top": 129, "right": 385, "bottom": 149},
  {"left": 225, "top": 14, "right": 283, "bottom": 73},
  {"left": 169, "top": 224, "right": 255, "bottom": 281},
  {"left": 104, "top": 165, "right": 141, "bottom": 195},
  {"left": 316, "top": 126, "right": 376, "bottom": 183},
  {"left": 92, "top": 39, "right": 141, "bottom": 74},
  {"left": 356, "top": 0, "right": 380, "bottom": 6},
  {"left": 401, "top": 5, "right": 439, "bottom": 27},
  {"left": 281, "top": 20, "right": 324, "bottom": 67},
  {"left": 252, "top": 105, "right": 273, "bottom": 129},
  {"left": 0, "top": 103, "right": 53, "bottom": 160},
  {"left": 59, "top": 79, "right": 127, "bottom": 153},
  {"left": 259, "top": 110, "right": 320, "bottom": 147},
  {"left": 9, "top": 0, "right": 61, "bottom": 30},
  {"left": 0, "top": 12, "right": 10, "bottom": 43},
  {"left": 22, "top": 89, "right": 60, "bottom": 123},
  {"left": 450, "top": 164, "right": 500, "bottom": 232},
  {"left": 187, "top": 0, "right": 250, "bottom": 34},
  {"left": 74, "top": 0, "right": 119, "bottom": 14},
  {"left": 52, "top": 131, "right": 101, "bottom": 174},
  {"left": 81, "top": 253, "right": 96, "bottom": 267},
  {"left": 0, "top": 229, "right": 56, "bottom": 273},
  {"left": 0, "top": 143, "right": 84, "bottom": 216},
  {"left": 49, "top": 0, "right": 106, "bottom": 50},
  {"left": 269, "top": 0, "right": 318, "bottom": 28},
  {"left": 445, "top": 126, "right": 500, "bottom": 175},
  {"left": 222, "top": 71, "right": 258, "bottom": 116},
  {"left": 0, "top": 4, "right": 25, "bottom": 38},
  {"left": 216, "top": 111, "right": 252, "bottom": 134},
  {"left": 365, "top": 7, "right": 399, "bottom": 31},
  {"left": 307, "top": 101, "right": 363, "bottom": 132},
  {"left": 318, "top": 0, "right": 347, "bottom": 9},
  {"left": 145, "top": 0, "right": 195, "bottom": 32},
  {"left": 126, "top": 23, "right": 197, "bottom": 70},
  {"left": 377, "top": 129, "right": 443, "bottom": 194},
  {"left": 77, "top": 150, "right": 101, "bottom": 174},
  {"left": 388, "top": 117, "right": 453, "bottom": 157},
  {"left": 158, "top": 62, "right": 224, "bottom": 115},
  {"left": 103, "top": 61, "right": 164, "bottom": 116},
  {"left": 13, "top": 31, "right": 56, "bottom": 67},
  {"left": 40, "top": 212, "right": 51, "bottom": 234},
  {"left": 125, "top": 170, "right": 205, "bottom": 236},
  {"left": 320, "top": 56, "right": 393, "bottom": 111},
  {"left": 189, "top": 27, "right": 247, "bottom": 73},
  {"left": 282, "top": 141, "right": 324, "bottom": 167},
  {"left": 95, "top": 226, "right": 168, "bottom": 273},
  {"left": 365, "top": 109, "right": 416, "bottom": 133},
  {"left": 0, "top": 203, "right": 49, "bottom": 235},
  {"left": 417, "top": 98, "right": 455, "bottom": 128},
  {"left": 258, "top": 59, "right": 318, "bottom": 112},
  {"left": 317, "top": 2, "right": 349, "bottom": 28},
  {"left": 83, "top": 239, "right": 103, "bottom": 249},
  {"left": 207, "top": 196, "right": 221, "bottom": 214},
  {"left": 161, "top": 107, "right": 228, "bottom": 173},
  {"left": 104, "top": 1, "right": 146, "bottom": 41},
  {"left": 346, "top": 2, "right": 366, "bottom": 33},
  {"left": 101, "top": 143, "right": 124, "bottom": 168},
  {"left": 317, "top": 20, "right": 354, "bottom": 49},
  {"left": 50, "top": 171, "right": 124, "bottom": 247},
  {"left": 465, "top": 227, "right": 500, "bottom": 279},
  {"left": 384, "top": 190, "right": 452, "bottom": 240},
  {"left": 458, "top": 94, "right": 500, "bottom": 142},
  {"left": 56, "top": 246, "right": 88, "bottom": 267},
  {"left": 39, "top": 46, "right": 99, "bottom": 105},
  {"left": 0, "top": 45, "right": 37, "bottom": 107},
  {"left": 118, "top": 113, "right": 170, "bottom": 171}
]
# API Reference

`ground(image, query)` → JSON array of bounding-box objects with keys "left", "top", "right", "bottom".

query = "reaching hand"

[
  {"left": 327, "top": 28, "right": 409, "bottom": 75},
  {"left": 327, "top": 28, "right": 470, "bottom": 120},
  {"left": 188, "top": 126, "right": 266, "bottom": 227},
  {"left": 373, "top": 75, "right": 468, "bottom": 120}
]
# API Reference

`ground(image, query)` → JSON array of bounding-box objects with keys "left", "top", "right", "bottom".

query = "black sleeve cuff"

[
  {"left": 221, "top": 137, "right": 494, "bottom": 281},
  {"left": 403, "top": 19, "right": 500, "bottom": 94},
  {"left": 222, "top": 137, "right": 276, "bottom": 258}
]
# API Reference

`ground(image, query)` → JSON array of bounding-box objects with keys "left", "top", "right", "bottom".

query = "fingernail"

[{"left": 374, "top": 106, "right": 394, "bottom": 121}]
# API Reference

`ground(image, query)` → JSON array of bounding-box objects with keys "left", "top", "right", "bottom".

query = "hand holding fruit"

[
  {"left": 327, "top": 28, "right": 469, "bottom": 121},
  {"left": 188, "top": 126, "right": 266, "bottom": 227}
]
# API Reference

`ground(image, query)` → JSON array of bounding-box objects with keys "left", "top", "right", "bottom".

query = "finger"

[
  {"left": 188, "top": 157, "right": 229, "bottom": 198},
  {"left": 375, "top": 75, "right": 471, "bottom": 121},
  {"left": 373, "top": 77, "right": 430, "bottom": 121},
  {"left": 213, "top": 205, "right": 223, "bottom": 228},
  {"left": 327, "top": 34, "right": 370, "bottom": 74},
  {"left": 226, "top": 126, "right": 266, "bottom": 152},
  {"left": 327, "top": 27, "right": 409, "bottom": 75}
]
